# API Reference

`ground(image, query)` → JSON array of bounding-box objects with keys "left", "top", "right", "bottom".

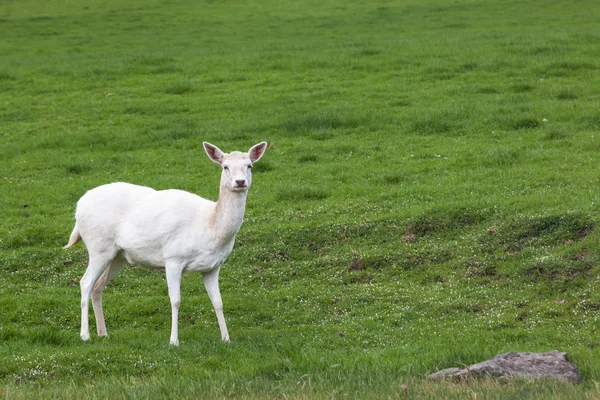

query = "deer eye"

[
  {"left": 223, "top": 166, "right": 229, "bottom": 171},
  {"left": 248, "top": 165, "right": 253, "bottom": 169}
]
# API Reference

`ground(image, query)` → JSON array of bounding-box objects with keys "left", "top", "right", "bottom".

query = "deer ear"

[
  {"left": 203, "top": 142, "right": 224, "bottom": 165},
  {"left": 249, "top": 142, "right": 267, "bottom": 163}
]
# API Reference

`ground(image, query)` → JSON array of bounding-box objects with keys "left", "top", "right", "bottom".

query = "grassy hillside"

[{"left": 1, "top": 0, "right": 599, "bottom": 398}]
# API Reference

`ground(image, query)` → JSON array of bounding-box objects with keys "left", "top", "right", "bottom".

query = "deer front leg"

[
  {"left": 203, "top": 267, "right": 229, "bottom": 342},
  {"left": 165, "top": 264, "right": 183, "bottom": 346}
]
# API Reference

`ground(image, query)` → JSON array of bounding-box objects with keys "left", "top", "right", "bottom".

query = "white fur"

[{"left": 64, "top": 142, "right": 267, "bottom": 345}]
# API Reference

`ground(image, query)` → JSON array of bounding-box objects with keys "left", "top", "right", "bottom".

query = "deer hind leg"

[
  {"left": 80, "top": 254, "right": 113, "bottom": 341},
  {"left": 91, "top": 254, "right": 126, "bottom": 337}
]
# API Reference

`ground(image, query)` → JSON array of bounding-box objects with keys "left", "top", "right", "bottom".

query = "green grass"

[{"left": 1, "top": 0, "right": 600, "bottom": 398}]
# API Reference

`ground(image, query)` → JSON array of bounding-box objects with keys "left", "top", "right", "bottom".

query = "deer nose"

[{"left": 235, "top": 179, "right": 247, "bottom": 187}]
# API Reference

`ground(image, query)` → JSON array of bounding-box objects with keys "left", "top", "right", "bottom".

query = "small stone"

[{"left": 427, "top": 351, "right": 579, "bottom": 383}]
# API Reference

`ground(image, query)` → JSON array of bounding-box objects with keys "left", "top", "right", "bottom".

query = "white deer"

[{"left": 63, "top": 142, "right": 267, "bottom": 345}]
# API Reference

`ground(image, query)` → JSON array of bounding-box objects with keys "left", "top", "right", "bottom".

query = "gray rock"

[{"left": 428, "top": 350, "right": 580, "bottom": 383}]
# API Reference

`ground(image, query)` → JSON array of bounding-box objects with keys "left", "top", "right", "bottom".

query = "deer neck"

[{"left": 212, "top": 187, "right": 248, "bottom": 245}]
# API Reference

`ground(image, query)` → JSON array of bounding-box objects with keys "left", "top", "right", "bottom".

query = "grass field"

[{"left": 1, "top": 0, "right": 600, "bottom": 398}]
